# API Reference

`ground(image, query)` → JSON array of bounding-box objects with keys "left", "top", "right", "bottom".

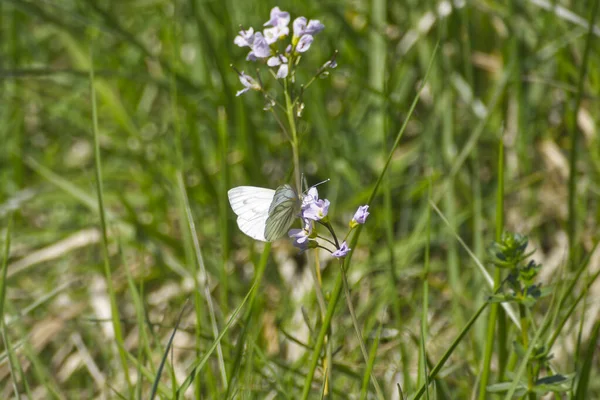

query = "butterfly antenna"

[
  {"left": 301, "top": 173, "right": 308, "bottom": 192},
  {"left": 312, "top": 178, "right": 330, "bottom": 188},
  {"left": 302, "top": 178, "right": 330, "bottom": 195}
]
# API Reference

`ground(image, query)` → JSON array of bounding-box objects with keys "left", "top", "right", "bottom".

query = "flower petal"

[
  {"left": 296, "top": 34, "right": 314, "bottom": 53},
  {"left": 276, "top": 64, "right": 289, "bottom": 79}
]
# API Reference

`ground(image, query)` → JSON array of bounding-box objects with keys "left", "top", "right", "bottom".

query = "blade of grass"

[
  {"left": 479, "top": 135, "right": 507, "bottom": 399},
  {"left": 0, "top": 215, "right": 21, "bottom": 399},
  {"left": 567, "top": 0, "right": 599, "bottom": 268},
  {"left": 176, "top": 279, "right": 258, "bottom": 397},
  {"left": 413, "top": 299, "right": 490, "bottom": 399},
  {"left": 175, "top": 172, "right": 228, "bottom": 389},
  {"left": 149, "top": 300, "right": 190, "bottom": 400},
  {"left": 300, "top": 43, "right": 439, "bottom": 400},
  {"left": 429, "top": 201, "right": 520, "bottom": 327},
  {"left": 89, "top": 46, "right": 132, "bottom": 393},
  {"left": 574, "top": 319, "right": 600, "bottom": 399},
  {"left": 224, "top": 243, "right": 271, "bottom": 398},
  {"left": 339, "top": 262, "right": 385, "bottom": 399},
  {"left": 417, "top": 179, "right": 432, "bottom": 391},
  {"left": 360, "top": 323, "right": 382, "bottom": 400}
]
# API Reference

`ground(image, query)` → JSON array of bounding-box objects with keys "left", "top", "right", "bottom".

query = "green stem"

[
  {"left": 414, "top": 301, "right": 490, "bottom": 399},
  {"left": 478, "top": 136, "right": 506, "bottom": 399},
  {"left": 340, "top": 262, "right": 385, "bottom": 399},
  {"left": 284, "top": 80, "right": 301, "bottom": 194},
  {"left": 567, "top": 0, "right": 599, "bottom": 269},
  {"left": 301, "top": 273, "right": 343, "bottom": 400}
]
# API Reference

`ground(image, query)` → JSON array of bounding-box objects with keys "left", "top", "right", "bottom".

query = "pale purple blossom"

[
  {"left": 267, "top": 55, "right": 289, "bottom": 79},
  {"left": 293, "top": 17, "right": 325, "bottom": 38},
  {"left": 351, "top": 205, "right": 370, "bottom": 226},
  {"left": 236, "top": 72, "right": 260, "bottom": 96},
  {"left": 289, "top": 220, "right": 312, "bottom": 244},
  {"left": 267, "top": 55, "right": 287, "bottom": 66},
  {"left": 277, "top": 64, "right": 289, "bottom": 79},
  {"left": 250, "top": 32, "right": 271, "bottom": 59},
  {"left": 332, "top": 241, "right": 351, "bottom": 258},
  {"left": 303, "top": 198, "right": 330, "bottom": 221},
  {"left": 264, "top": 7, "right": 290, "bottom": 28},
  {"left": 296, "top": 35, "right": 314, "bottom": 53},
  {"left": 264, "top": 26, "right": 289, "bottom": 45},
  {"left": 234, "top": 27, "right": 255, "bottom": 48}
]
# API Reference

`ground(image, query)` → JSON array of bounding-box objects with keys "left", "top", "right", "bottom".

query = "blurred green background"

[{"left": 1, "top": 0, "right": 599, "bottom": 398}]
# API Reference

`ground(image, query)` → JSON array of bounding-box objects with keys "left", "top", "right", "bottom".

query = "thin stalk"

[
  {"left": 478, "top": 136, "right": 506, "bottom": 399},
  {"left": 339, "top": 262, "right": 385, "bottom": 399},
  {"left": 567, "top": 0, "right": 599, "bottom": 268},
  {"left": 310, "top": 249, "right": 331, "bottom": 395},
  {"left": 417, "top": 179, "right": 432, "bottom": 388},
  {"left": 0, "top": 216, "right": 20, "bottom": 399},
  {"left": 300, "top": 44, "right": 439, "bottom": 399},
  {"left": 89, "top": 48, "right": 132, "bottom": 393},
  {"left": 414, "top": 300, "right": 490, "bottom": 399},
  {"left": 284, "top": 80, "right": 301, "bottom": 194}
]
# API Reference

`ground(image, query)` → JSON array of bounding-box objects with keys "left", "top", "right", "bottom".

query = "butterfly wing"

[
  {"left": 228, "top": 186, "right": 276, "bottom": 242},
  {"left": 265, "top": 184, "right": 301, "bottom": 242}
]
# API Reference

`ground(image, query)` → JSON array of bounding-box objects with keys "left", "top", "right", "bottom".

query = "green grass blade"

[
  {"left": 225, "top": 243, "right": 271, "bottom": 398},
  {"left": 429, "top": 201, "right": 520, "bottom": 328},
  {"left": 177, "top": 279, "right": 258, "bottom": 397},
  {"left": 89, "top": 47, "right": 132, "bottom": 393},
  {"left": 413, "top": 300, "right": 490, "bottom": 399},
  {"left": 175, "top": 171, "right": 228, "bottom": 388},
  {"left": 574, "top": 319, "right": 600, "bottom": 400},
  {"left": 340, "top": 262, "right": 385, "bottom": 399},
  {"left": 567, "top": 0, "right": 600, "bottom": 268},
  {"left": 301, "top": 43, "right": 439, "bottom": 400},
  {"left": 149, "top": 300, "right": 190, "bottom": 400},
  {"left": 0, "top": 215, "right": 21, "bottom": 399},
  {"left": 360, "top": 323, "right": 382, "bottom": 400}
]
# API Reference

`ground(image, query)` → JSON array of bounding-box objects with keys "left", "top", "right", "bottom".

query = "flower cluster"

[
  {"left": 233, "top": 6, "right": 330, "bottom": 96},
  {"left": 288, "top": 186, "right": 369, "bottom": 259}
]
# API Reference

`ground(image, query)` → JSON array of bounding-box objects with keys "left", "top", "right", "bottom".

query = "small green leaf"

[{"left": 487, "top": 382, "right": 527, "bottom": 397}]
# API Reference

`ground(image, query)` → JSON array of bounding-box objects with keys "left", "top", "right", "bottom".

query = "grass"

[{"left": 1, "top": 0, "right": 600, "bottom": 398}]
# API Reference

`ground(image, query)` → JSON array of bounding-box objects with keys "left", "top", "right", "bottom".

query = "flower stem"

[
  {"left": 320, "top": 221, "right": 340, "bottom": 248},
  {"left": 284, "top": 80, "right": 302, "bottom": 194}
]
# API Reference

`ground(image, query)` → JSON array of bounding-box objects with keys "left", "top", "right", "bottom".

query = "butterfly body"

[{"left": 228, "top": 184, "right": 301, "bottom": 242}]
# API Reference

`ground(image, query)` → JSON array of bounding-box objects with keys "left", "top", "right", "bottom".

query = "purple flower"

[
  {"left": 296, "top": 35, "right": 314, "bottom": 53},
  {"left": 332, "top": 241, "right": 351, "bottom": 258},
  {"left": 267, "top": 55, "right": 289, "bottom": 79},
  {"left": 234, "top": 27, "right": 255, "bottom": 48},
  {"left": 303, "top": 198, "right": 330, "bottom": 221},
  {"left": 289, "top": 220, "right": 312, "bottom": 244},
  {"left": 350, "top": 205, "right": 370, "bottom": 227},
  {"left": 302, "top": 187, "right": 319, "bottom": 208},
  {"left": 276, "top": 64, "right": 289, "bottom": 79},
  {"left": 293, "top": 17, "right": 325, "bottom": 38},
  {"left": 246, "top": 51, "right": 257, "bottom": 61},
  {"left": 236, "top": 71, "right": 260, "bottom": 96},
  {"left": 264, "top": 7, "right": 290, "bottom": 28},
  {"left": 264, "top": 26, "right": 289, "bottom": 44},
  {"left": 289, "top": 221, "right": 317, "bottom": 252},
  {"left": 250, "top": 32, "right": 271, "bottom": 59}
]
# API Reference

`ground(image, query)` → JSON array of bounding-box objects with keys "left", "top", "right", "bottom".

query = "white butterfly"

[{"left": 228, "top": 184, "right": 301, "bottom": 242}]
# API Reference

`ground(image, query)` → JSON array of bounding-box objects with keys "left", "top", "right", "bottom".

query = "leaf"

[
  {"left": 532, "top": 374, "right": 574, "bottom": 394},
  {"left": 487, "top": 382, "right": 527, "bottom": 397}
]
